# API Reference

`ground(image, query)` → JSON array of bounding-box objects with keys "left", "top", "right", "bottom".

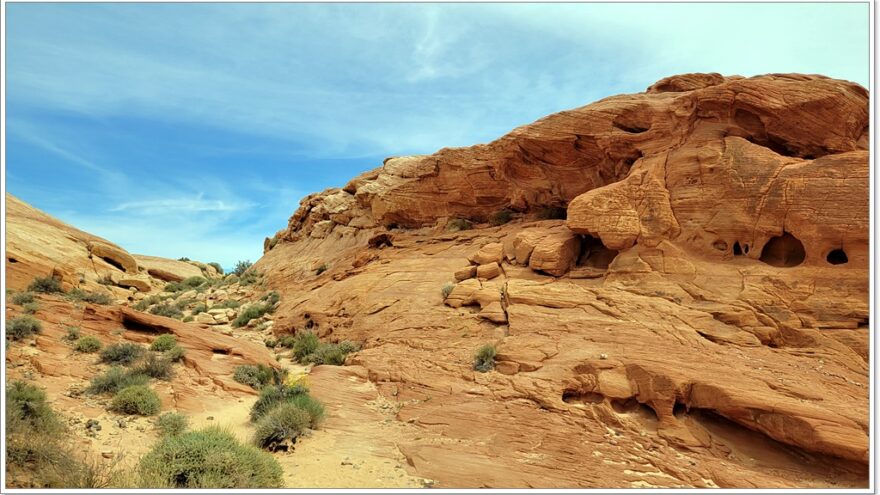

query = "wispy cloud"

[{"left": 110, "top": 196, "right": 255, "bottom": 215}]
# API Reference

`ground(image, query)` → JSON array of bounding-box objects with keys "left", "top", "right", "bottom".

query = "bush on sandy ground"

[
  {"left": 74, "top": 336, "right": 103, "bottom": 353},
  {"left": 299, "top": 341, "right": 359, "bottom": 366},
  {"left": 11, "top": 292, "right": 35, "bottom": 305},
  {"left": 252, "top": 403, "right": 311, "bottom": 450},
  {"left": 22, "top": 302, "right": 40, "bottom": 314},
  {"left": 155, "top": 412, "right": 188, "bottom": 437},
  {"left": 133, "top": 354, "right": 174, "bottom": 380},
  {"left": 149, "top": 303, "right": 183, "bottom": 319},
  {"left": 149, "top": 334, "right": 177, "bottom": 352},
  {"left": 232, "top": 304, "right": 270, "bottom": 328},
  {"left": 164, "top": 345, "right": 186, "bottom": 362},
  {"left": 100, "top": 342, "right": 145, "bottom": 365},
  {"left": 233, "top": 364, "right": 276, "bottom": 390},
  {"left": 249, "top": 383, "right": 310, "bottom": 422},
  {"left": 137, "top": 426, "right": 283, "bottom": 488},
  {"left": 110, "top": 385, "right": 161, "bottom": 416},
  {"left": 6, "top": 315, "right": 42, "bottom": 341},
  {"left": 86, "top": 367, "right": 150, "bottom": 395},
  {"left": 66, "top": 288, "right": 112, "bottom": 305}
]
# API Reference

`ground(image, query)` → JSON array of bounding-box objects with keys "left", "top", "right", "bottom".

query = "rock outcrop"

[{"left": 255, "top": 73, "right": 869, "bottom": 488}]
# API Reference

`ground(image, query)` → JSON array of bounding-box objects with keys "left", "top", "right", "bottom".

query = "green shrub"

[
  {"left": 133, "top": 354, "right": 174, "bottom": 380},
  {"left": 6, "top": 315, "right": 42, "bottom": 340},
  {"left": 287, "top": 394, "right": 325, "bottom": 429},
  {"left": 22, "top": 302, "right": 40, "bottom": 314},
  {"left": 446, "top": 218, "right": 472, "bottom": 232},
  {"left": 232, "top": 304, "right": 270, "bottom": 328},
  {"left": 150, "top": 303, "right": 183, "bottom": 319},
  {"left": 110, "top": 385, "right": 161, "bottom": 415},
  {"left": 155, "top": 412, "right": 188, "bottom": 437},
  {"left": 64, "top": 326, "right": 81, "bottom": 342},
  {"left": 261, "top": 291, "right": 280, "bottom": 307},
  {"left": 301, "top": 341, "right": 359, "bottom": 366},
  {"left": 182, "top": 315, "right": 194, "bottom": 323},
  {"left": 215, "top": 299, "right": 241, "bottom": 309},
  {"left": 441, "top": 282, "right": 455, "bottom": 299},
  {"left": 164, "top": 345, "right": 186, "bottom": 362},
  {"left": 174, "top": 297, "right": 195, "bottom": 311},
  {"left": 27, "top": 276, "right": 63, "bottom": 294},
  {"left": 150, "top": 334, "right": 178, "bottom": 352},
  {"left": 223, "top": 274, "right": 240, "bottom": 285},
  {"left": 99, "top": 342, "right": 145, "bottom": 365},
  {"left": 164, "top": 282, "right": 183, "bottom": 293},
  {"left": 177, "top": 257, "right": 191, "bottom": 262},
  {"left": 137, "top": 426, "right": 282, "bottom": 488},
  {"left": 264, "top": 338, "right": 278, "bottom": 348},
  {"left": 74, "top": 336, "right": 102, "bottom": 353},
  {"left": 67, "top": 288, "right": 112, "bottom": 305},
  {"left": 290, "top": 331, "right": 318, "bottom": 359},
  {"left": 252, "top": 403, "right": 310, "bottom": 450},
  {"left": 7, "top": 381, "right": 60, "bottom": 431},
  {"left": 233, "top": 364, "right": 275, "bottom": 390},
  {"left": 87, "top": 367, "right": 150, "bottom": 395},
  {"left": 315, "top": 263, "right": 329, "bottom": 276},
  {"left": 191, "top": 303, "right": 208, "bottom": 315},
  {"left": 249, "top": 383, "right": 310, "bottom": 422},
  {"left": 490, "top": 208, "right": 514, "bottom": 226},
  {"left": 233, "top": 260, "right": 253, "bottom": 277},
  {"left": 181, "top": 276, "right": 207, "bottom": 289},
  {"left": 207, "top": 262, "right": 224, "bottom": 275},
  {"left": 11, "top": 292, "right": 35, "bottom": 305},
  {"left": 473, "top": 344, "right": 497, "bottom": 372},
  {"left": 240, "top": 270, "right": 261, "bottom": 286}
]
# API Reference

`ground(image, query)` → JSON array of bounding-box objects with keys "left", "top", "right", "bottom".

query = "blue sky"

[{"left": 5, "top": 3, "right": 869, "bottom": 270}]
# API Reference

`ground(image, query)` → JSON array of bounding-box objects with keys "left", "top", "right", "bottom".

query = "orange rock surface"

[{"left": 255, "top": 73, "right": 869, "bottom": 488}]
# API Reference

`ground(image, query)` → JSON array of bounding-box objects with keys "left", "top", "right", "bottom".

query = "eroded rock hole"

[
  {"left": 612, "top": 121, "right": 649, "bottom": 134},
  {"left": 212, "top": 348, "right": 230, "bottom": 355},
  {"left": 733, "top": 242, "right": 743, "bottom": 256},
  {"left": 826, "top": 248, "right": 848, "bottom": 265},
  {"left": 7, "top": 257, "right": 18, "bottom": 263},
  {"left": 101, "top": 256, "right": 125, "bottom": 271},
  {"left": 759, "top": 232, "right": 806, "bottom": 267},
  {"left": 577, "top": 235, "right": 619, "bottom": 269},
  {"left": 562, "top": 389, "right": 604, "bottom": 404},
  {"left": 611, "top": 398, "right": 639, "bottom": 413},
  {"left": 673, "top": 401, "right": 688, "bottom": 418},
  {"left": 121, "top": 316, "right": 173, "bottom": 335}
]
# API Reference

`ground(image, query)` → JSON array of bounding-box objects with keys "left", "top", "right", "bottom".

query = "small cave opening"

[
  {"left": 732, "top": 242, "right": 743, "bottom": 256},
  {"left": 121, "top": 315, "right": 173, "bottom": 335},
  {"left": 577, "top": 235, "right": 619, "bottom": 270},
  {"left": 858, "top": 318, "right": 869, "bottom": 329},
  {"left": 826, "top": 248, "right": 848, "bottom": 265},
  {"left": 101, "top": 256, "right": 126, "bottom": 271},
  {"left": 759, "top": 232, "right": 806, "bottom": 268},
  {"left": 673, "top": 401, "right": 688, "bottom": 418},
  {"left": 212, "top": 348, "right": 230, "bottom": 355},
  {"left": 612, "top": 121, "right": 650, "bottom": 134},
  {"left": 7, "top": 257, "right": 18, "bottom": 264},
  {"left": 562, "top": 389, "right": 604, "bottom": 404}
]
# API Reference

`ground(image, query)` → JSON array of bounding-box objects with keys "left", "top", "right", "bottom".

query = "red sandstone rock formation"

[{"left": 255, "top": 73, "right": 869, "bottom": 488}]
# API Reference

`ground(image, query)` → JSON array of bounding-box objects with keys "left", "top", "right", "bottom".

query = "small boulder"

[
  {"left": 478, "top": 301, "right": 507, "bottom": 323},
  {"left": 469, "top": 243, "right": 504, "bottom": 265},
  {"left": 196, "top": 313, "right": 216, "bottom": 324},
  {"left": 476, "top": 262, "right": 501, "bottom": 280},
  {"left": 454, "top": 266, "right": 477, "bottom": 281},
  {"left": 117, "top": 277, "right": 151, "bottom": 293},
  {"left": 529, "top": 231, "right": 580, "bottom": 276}
]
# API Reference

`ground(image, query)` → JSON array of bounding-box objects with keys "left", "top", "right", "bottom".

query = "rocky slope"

[{"left": 255, "top": 73, "right": 869, "bottom": 488}]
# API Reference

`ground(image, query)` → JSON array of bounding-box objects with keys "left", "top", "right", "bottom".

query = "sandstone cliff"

[{"left": 255, "top": 73, "right": 869, "bottom": 488}]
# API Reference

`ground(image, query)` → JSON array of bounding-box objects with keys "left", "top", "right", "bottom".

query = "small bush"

[
  {"left": 22, "top": 302, "right": 40, "bottom": 314},
  {"left": 240, "top": 270, "right": 261, "bottom": 286},
  {"left": 249, "top": 384, "right": 309, "bottom": 422},
  {"left": 67, "top": 288, "right": 112, "bottom": 305},
  {"left": 177, "top": 257, "right": 191, "bottom": 262},
  {"left": 11, "top": 292, "right": 35, "bottom": 305},
  {"left": 315, "top": 263, "right": 329, "bottom": 276},
  {"left": 7, "top": 381, "right": 60, "bottom": 431},
  {"left": 233, "top": 364, "right": 275, "bottom": 390},
  {"left": 133, "top": 354, "right": 174, "bottom": 380},
  {"left": 302, "top": 343, "right": 350, "bottom": 366},
  {"left": 215, "top": 299, "right": 241, "bottom": 309},
  {"left": 287, "top": 394, "right": 325, "bottom": 429},
  {"left": 290, "top": 331, "right": 319, "bottom": 360},
  {"left": 164, "top": 282, "right": 183, "bottom": 293},
  {"left": 264, "top": 338, "right": 278, "bottom": 348},
  {"left": 182, "top": 315, "right": 194, "bottom": 323},
  {"left": 181, "top": 276, "right": 207, "bottom": 289},
  {"left": 232, "top": 260, "right": 253, "bottom": 277},
  {"left": 207, "top": 262, "right": 224, "bottom": 275},
  {"left": 232, "top": 304, "right": 270, "bottom": 328},
  {"left": 164, "top": 345, "right": 186, "bottom": 362},
  {"left": 473, "top": 344, "right": 497, "bottom": 372},
  {"left": 155, "top": 412, "right": 188, "bottom": 437},
  {"left": 6, "top": 315, "right": 42, "bottom": 340},
  {"left": 27, "top": 276, "right": 63, "bottom": 294},
  {"left": 490, "top": 208, "right": 514, "bottom": 226},
  {"left": 252, "top": 403, "right": 311, "bottom": 450},
  {"left": 74, "top": 336, "right": 102, "bottom": 353},
  {"left": 150, "top": 334, "right": 178, "bottom": 352},
  {"left": 441, "top": 282, "right": 455, "bottom": 299},
  {"left": 174, "top": 298, "right": 196, "bottom": 311},
  {"left": 87, "top": 367, "right": 150, "bottom": 395},
  {"left": 446, "top": 218, "right": 472, "bottom": 232},
  {"left": 137, "top": 427, "right": 282, "bottom": 488},
  {"left": 261, "top": 291, "right": 280, "bottom": 307},
  {"left": 100, "top": 342, "right": 145, "bottom": 365},
  {"left": 64, "top": 326, "right": 81, "bottom": 342},
  {"left": 191, "top": 303, "right": 207, "bottom": 315},
  {"left": 110, "top": 385, "right": 161, "bottom": 416},
  {"left": 150, "top": 303, "right": 183, "bottom": 319}
]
